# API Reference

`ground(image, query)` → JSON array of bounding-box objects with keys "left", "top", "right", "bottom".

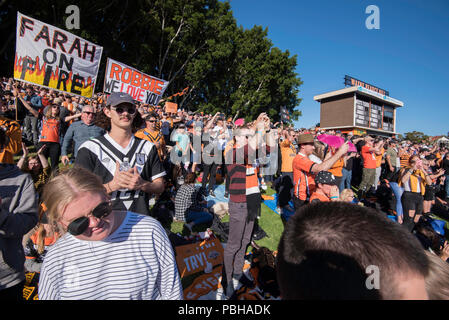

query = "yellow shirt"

[{"left": 399, "top": 168, "right": 427, "bottom": 195}]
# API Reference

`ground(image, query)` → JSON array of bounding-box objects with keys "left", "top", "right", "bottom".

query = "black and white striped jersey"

[{"left": 75, "top": 133, "right": 166, "bottom": 216}]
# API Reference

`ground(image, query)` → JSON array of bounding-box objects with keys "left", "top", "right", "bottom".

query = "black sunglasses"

[
  {"left": 83, "top": 111, "right": 95, "bottom": 115},
  {"left": 111, "top": 105, "right": 136, "bottom": 115},
  {"left": 67, "top": 201, "right": 112, "bottom": 236}
]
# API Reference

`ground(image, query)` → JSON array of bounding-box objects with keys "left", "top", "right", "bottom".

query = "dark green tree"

[
  {"left": 0, "top": 0, "right": 302, "bottom": 122},
  {"left": 404, "top": 131, "right": 429, "bottom": 144}
]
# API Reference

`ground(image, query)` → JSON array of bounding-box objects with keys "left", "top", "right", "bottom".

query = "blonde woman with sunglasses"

[{"left": 38, "top": 167, "right": 182, "bottom": 300}]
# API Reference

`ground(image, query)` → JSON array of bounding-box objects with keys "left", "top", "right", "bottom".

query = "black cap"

[
  {"left": 315, "top": 171, "right": 338, "bottom": 186},
  {"left": 106, "top": 92, "right": 135, "bottom": 108}
]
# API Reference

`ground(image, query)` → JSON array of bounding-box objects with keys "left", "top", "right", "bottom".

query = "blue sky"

[{"left": 228, "top": 0, "right": 449, "bottom": 136}]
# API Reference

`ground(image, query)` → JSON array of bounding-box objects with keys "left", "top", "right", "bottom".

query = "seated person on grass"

[{"left": 174, "top": 172, "right": 212, "bottom": 232}]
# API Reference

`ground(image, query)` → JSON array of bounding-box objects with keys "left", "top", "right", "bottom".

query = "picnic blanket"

[{"left": 262, "top": 193, "right": 295, "bottom": 222}]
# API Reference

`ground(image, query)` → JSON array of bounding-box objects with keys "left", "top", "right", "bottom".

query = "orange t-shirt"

[
  {"left": 329, "top": 157, "right": 344, "bottom": 177},
  {"left": 40, "top": 117, "right": 61, "bottom": 143},
  {"left": 309, "top": 191, "right": 330, "bottom": 203},
  {"left": 362, "top": 145, "right": 377, "bottom": 169},
  {"left": 292, "top": 153, "right": 316, "bottom": 200},
  {"left": 375, "top": 148, "right": 385, "bottom": 168},
  {"left": 280, "top": 139, "right": 297, "bottom": 172}
]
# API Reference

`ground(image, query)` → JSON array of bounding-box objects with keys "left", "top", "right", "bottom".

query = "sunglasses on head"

[
  {"left": 111, "top": 105, "right": 136, "bottom": 115},
  {"left": 66, "top": 201, "right": 112, "bottom": 236}
]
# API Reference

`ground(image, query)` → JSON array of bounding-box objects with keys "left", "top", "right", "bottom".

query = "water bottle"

[
  {"left": 120, "top": 157, "right": 131, "bottom": 171},
  {"left": 178, "top": 174, "right": 184, "bottom": 186},
  {"left": 119, "top": 157, "right": 131, "bottom": 192}
]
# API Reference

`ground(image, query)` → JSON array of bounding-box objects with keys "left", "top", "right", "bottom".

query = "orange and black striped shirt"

[
  {"left": 400, "top": 153, "right": 410, "bottom": 168},
  {"left": 0, "top": 116, "right": 22, "bottom": 164},
  {"left": 134, "top": 129, "right": 165, "bottom": 144}
]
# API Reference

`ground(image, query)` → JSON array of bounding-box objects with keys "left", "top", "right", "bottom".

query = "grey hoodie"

[{"left": 0, "top": 164, "right": 38, "bottom": 290}]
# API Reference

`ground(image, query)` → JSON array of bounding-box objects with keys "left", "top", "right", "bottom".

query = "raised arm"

[
  {"left": 312, "top": 142, "right": 349, "bottom": 173},
  {"left": 14, "top": 88, "right": 39, "bottom": 118},
  {"left": 17, "top": 142, "right": 29, "bottom": 169},
  {"left": 63, "top": 113, "right": 82, "bottom": 123}
]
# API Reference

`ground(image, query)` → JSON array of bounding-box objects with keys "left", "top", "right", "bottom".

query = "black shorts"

[{"left": 424, "top": 185, "right": 436, "bottom": 201}]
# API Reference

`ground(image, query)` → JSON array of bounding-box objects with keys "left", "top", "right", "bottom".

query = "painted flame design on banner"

[{"left": 14, "top": 54, "right": 94, "bottom": 97}]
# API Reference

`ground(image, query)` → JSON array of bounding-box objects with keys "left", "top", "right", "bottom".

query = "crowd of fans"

[{"left": 1, "top": 76, "right": 448, "bottom": 300}]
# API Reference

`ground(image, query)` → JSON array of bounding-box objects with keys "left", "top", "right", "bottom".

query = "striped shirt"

[
  {"left": 0, "top": 116, "right": 21, "bottom": 164},
  {"left": 38, "top": 211, "right": 183, "bottom": 300},
  {"left": 75, "top": 134, "right": 166, "bottom": 216},
  {"left": 400, "top": 154, "right": 410, "bottom": 168},
  {"left": 227, "top": 145, "right": 260, "bottom": 203},
  {"left": 135, "top": 128, "right": 165, "bottom": 144}
]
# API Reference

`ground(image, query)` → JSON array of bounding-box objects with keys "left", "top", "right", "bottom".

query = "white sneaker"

[
  {"left": 232, "top": 278, "right": 241, "bottom": 292},
  {"left": 215, "top": 287, "right": 228, "bottom": 300}
]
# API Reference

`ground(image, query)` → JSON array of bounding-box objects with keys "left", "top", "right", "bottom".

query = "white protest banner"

[
  {"left": 14, "top": 12, "right": 103, "bottom": 98},
  {"left": 104, "top": 58, "right": 169, "bottom": 105}
]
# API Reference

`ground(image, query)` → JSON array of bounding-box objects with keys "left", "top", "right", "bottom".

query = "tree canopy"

[
  {"left": 403, "top": 131, "right": 429, "bottom": 144},
  {"left": 0, "top": 0, "right": 302, "bottom": 122}
]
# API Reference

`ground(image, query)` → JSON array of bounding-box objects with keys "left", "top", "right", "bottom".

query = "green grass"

[
  {"left": 167, "top": 185, "right": 284, "bottom": 252},
  {"left": 253, "top": 186, "right": 284, "bottom": 252}
]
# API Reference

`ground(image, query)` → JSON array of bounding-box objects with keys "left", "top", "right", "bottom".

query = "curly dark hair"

[{"left": 95, "top": 107, "right": 144, "bottom": 133}]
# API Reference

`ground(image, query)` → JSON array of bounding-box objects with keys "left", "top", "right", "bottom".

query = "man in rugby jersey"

[{"left": 75, "top": 92, "right": 166, "bottom": 217}]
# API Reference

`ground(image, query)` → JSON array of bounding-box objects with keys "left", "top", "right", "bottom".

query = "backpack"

[
  {"left": 389, "top": 168, "right": 401, "bottom": 183},
  {"left": 251, "top": 245, "right": 280, "bottom": 298},
  {"left": 210, "top": 215, "right": 229, "bottom": 243}
]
